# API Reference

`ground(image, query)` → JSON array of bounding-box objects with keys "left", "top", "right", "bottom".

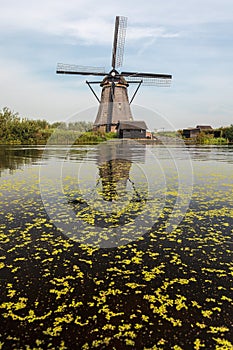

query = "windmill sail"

[
  {"left": 56, "top": 63, "right": 107, "bottom": 76},
  {"left": 121, "top": 71, "right": 172, "bottom": 86},
  {"left": 111, "top": 16, "right": 127, "bottom": 69}
]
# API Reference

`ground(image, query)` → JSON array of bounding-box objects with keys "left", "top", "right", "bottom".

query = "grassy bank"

[
  {"left": 0, "top": 107, "right": 118, "bottom": 145},
  {"left": 1, "top": 107, "right": 233, "bottom": 145}
]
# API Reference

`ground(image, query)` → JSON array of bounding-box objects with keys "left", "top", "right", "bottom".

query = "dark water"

[{"left": 0, "top": 143, "right": 233, "bottom": 349}]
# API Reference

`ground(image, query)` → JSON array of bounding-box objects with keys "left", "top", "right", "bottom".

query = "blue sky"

[{"left": 0, "top": 0, "right": 233, "bottom": 130}]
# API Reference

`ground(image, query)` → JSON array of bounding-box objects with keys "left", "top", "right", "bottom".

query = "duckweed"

[{"left": 0, "top": 145, "right": 233, "bottom": 349}]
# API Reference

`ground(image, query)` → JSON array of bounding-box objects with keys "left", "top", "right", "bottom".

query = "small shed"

[
  {"left": 182, "top": 128, "right": 200, "bottom": 138},
  {"left": 116, "top": 121, "right": 148, "bottom": 139},
  {"left": 182, "top": 125, "right": 214, "bottom": 138}
]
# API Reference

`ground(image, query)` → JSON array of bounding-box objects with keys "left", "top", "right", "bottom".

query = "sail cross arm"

[
  {"left": 56, "top": 63, "right": 107, "bottom": 76},
  {"left": 121, "top": 71, "right": 172, "bottom": 79}
]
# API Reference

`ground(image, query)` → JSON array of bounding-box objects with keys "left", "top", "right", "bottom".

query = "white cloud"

[
  {"left": 2, "top": 0, "right": 233, "bottom": 43},
  {"left": 0, "top": 58, "right": 95, "bottom": 121},
  {"left": 0, "top": 0, "right": 233, "bottom": 128}
]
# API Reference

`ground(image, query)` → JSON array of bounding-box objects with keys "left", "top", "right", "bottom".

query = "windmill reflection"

[
  {"left": 98, "top": 158, "right": 146, "bottom": 203},
  {"left": 69, "top": 140, "right": 147, "bottom": 228},
  {"left": 98, "top": 158, "right": 131, "bottom": 201},
  {"left": 96, "top": 140, "right": 146, "bottom": 203}
]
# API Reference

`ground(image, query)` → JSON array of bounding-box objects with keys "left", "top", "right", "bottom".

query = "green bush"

[
  {"left": 75, "top": 131, "right": 117, "bottom": 144},
  {"left": 0, "top": 107, "right": 118, "bottom": 144},
  {"left": 203, "top": 137, "right": 227, "bottom": 145},
  {"left": 222, "top": 125, "right": 233, "bottom": 142}
]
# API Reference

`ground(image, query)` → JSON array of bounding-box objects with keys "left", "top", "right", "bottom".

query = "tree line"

[
  {"left": 223, "top": 125, "right": 233, "bottom": 142},
  {"left": 0, "top": 107, "right": 94, "bottom": 144},
  {"left": 1, "top": 106, "right": 233, "bottom": 144},
  {"left": 179, "top": 125, "right": 233, "bottom": 144}
]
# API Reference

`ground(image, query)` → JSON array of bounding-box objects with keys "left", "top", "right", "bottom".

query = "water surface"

[{"left": 0, "top": 143, "right": 232, "bottom": 349}]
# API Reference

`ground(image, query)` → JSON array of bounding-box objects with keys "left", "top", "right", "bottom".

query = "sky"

[{"left": 0, "top": 0, "right": 233, "bottom": 130}]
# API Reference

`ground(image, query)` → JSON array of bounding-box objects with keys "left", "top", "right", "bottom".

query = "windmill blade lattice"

[
  {"left": 121, "top": 71, "right": 172, "bottom": 86},
  {"left": 111, "top": 16, "right": 127, "bottom": 69},
  {"left": 56, "top": 63, "right": 107, "bottom": 76}
]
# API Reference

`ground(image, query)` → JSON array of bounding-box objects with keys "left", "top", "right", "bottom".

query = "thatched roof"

[
  {"left": 116, "top": 120, "right": 147, "bottom": 130},
  {"left": 196, "top": 125, "right": 213, "bottom": 130}
]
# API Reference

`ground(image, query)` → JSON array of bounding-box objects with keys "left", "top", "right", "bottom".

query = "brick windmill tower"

[{"left": 56, "top": 16, "right": 172, "bottom": 133}]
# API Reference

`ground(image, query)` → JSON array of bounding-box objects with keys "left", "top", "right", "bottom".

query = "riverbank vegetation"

[
  {"left": 0, "top": 107, "right": 233, "bottom": 145},
  {"left": 178, "top": 125, "right": 233, "bottom": 144},
  {"left": 0, "top": 107, "right": 117, "bottom": 145}
]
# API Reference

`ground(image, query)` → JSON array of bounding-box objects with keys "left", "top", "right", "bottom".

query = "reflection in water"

[
  {"left": 98, "top": 159, "right": 132, "bottom": 201},
  {"left": 0, "top": 146, "right": 44, "bottom": 176},
  {"left": 98, "top": 159, "right": 144, "bottom": 202},
  {"left": 0, "top": 144, "right": 233, "bottom": 349},
  {"left": 187, "top": 144, "right": 233, "bottom": 163},
  {"left": 69, "top": 140, "right": 148, "bottom": 229},
  {"left": 96, "top": 141, "right": 146, "bottom": 202}
]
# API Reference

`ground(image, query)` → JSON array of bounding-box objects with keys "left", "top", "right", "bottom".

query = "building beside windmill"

[
  {"left": 56, "top": 16, "right": 172, "bottom": 137},
  {"left": 116, "top": 121, "right": 148, "bottom": 139}
]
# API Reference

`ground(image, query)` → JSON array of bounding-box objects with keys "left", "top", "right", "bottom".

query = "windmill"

[{"left": 56, "top": 16, "right": 172, "bottom": 133}]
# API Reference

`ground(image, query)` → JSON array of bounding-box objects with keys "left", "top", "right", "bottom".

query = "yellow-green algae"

[{"left": 0, "top": 146, "right": 233, "bottom": 349}]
